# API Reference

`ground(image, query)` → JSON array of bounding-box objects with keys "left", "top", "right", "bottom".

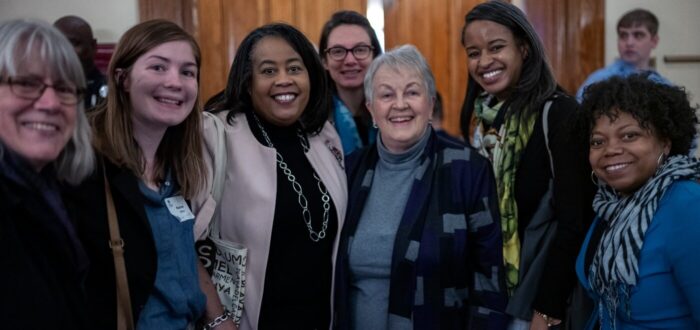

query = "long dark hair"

[
  {"left": 459, "top": 0, "right": 557, "bottom": 140},
  {"left": 217, "top": 23, "right": 330, "bottom": 134}
]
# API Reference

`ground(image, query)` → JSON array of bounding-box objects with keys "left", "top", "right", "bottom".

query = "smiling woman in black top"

[
  {"left": 460, "top": 1, "right": 594, "bottom": 328},
  {"left": 194, "top": 23, "right": 347, "bottom": 330}
]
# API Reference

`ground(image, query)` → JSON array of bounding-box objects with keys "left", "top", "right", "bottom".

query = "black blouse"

[{"left": 247, "top": 112, "right": 338, "bottom": 329}]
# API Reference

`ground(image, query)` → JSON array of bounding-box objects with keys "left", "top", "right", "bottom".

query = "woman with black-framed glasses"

[
  {"left": 0, "top": 19, "right": 95, "bottom": 328},
  {"left": 2, "top": 76, "right": 85, "bottom": 105},
  {"left": 319, "top": 10, "right": 383, "bottom": 156},
  {"left": 325, "top": 44, "right": 374, "bottom": 62}
]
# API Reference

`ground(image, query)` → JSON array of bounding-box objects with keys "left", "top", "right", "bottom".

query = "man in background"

[
  {"left": 576, "top": 8, "right": 670, "bottom": 101},
  {"left": 54, "top": 15, "right": 106, "bottom": 110}
]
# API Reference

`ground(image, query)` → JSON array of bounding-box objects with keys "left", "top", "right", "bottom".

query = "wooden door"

[
  {"left": 525, "top": 0, "right": 605, "bottom": 95},
  {"left": 139, "top": 0, "right": 366, "bottom": 103},
  {"left": 139, "top": 0, "right": 604, "bottom": 122},
  {"left": 384, "top": 0, "right": 604, "bottom": 136},
  {"left": 384, "top": 0, "right": 481, "bottom": 136},
  {"left": 195, "top": 0, "right": 366, "bottom": 102}
]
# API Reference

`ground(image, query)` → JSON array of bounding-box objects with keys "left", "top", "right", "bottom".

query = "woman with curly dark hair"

[{"left": 576, "top": 74, "right": 700, "bottom": 329}]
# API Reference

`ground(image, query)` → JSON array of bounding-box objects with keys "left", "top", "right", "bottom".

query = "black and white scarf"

[{"left": 589, "top": 154, "right": 700, "bottom": 326}]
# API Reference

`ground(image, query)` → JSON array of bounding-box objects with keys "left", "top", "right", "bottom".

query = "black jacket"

[
  {"left": 0, "top": 170, "right": 88, "bottom": 329},
  {"left": 517, "top": 93, "right": 595, "bottom": 318},
  {"left": 464, "top": 92, "right": 595, "bottom": 319},
  {"left": 65, "top": 158, "right": 157, "bottom": 329}
]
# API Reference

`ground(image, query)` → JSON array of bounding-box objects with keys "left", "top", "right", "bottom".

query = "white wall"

[
  {"left": 606, "top": 0, "right": 700, "bottom": 105},
  {"left": 0, "top": 0, "right": 138, "bottom": 43}
]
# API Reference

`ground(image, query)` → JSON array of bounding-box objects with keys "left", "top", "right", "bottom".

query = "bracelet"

[
  {"left": 203, "top": 311, "right": 230, "bottom": 330},
  {"left": 534, "top": 310, "right": 561, "bottom": 327}
]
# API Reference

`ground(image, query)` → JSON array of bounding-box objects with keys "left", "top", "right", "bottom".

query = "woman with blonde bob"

[
  {"left": 66, "top": 19, "right": 213, "bottom": 329},
  {"left": 0, "top": 19, "right": 94, "bottom": 328}
]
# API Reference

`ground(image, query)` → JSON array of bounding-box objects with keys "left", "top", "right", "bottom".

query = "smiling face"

[
  {"left": 124, "top": 40, "right": 198, "bottom": 135},
  {"left": 589, "top": 111, "right": 670, "bottom": 196},
  {"left": 617, "top": 25, "right": 658, "bottom": 69},
  {"left": 463, "top": 20, "right": 526, "bottom": 101},
  {"left": 0, "top": 65, "right": 77, "bottom": 171},
  {"left": 249, "top": 36, "right": 310, "bottom": 126},
  {"left": 367, "top": 65, "right": 433, "bottom": 153},
  {"left": 323, "top": 24, "right": 374, "bottom": 92}
]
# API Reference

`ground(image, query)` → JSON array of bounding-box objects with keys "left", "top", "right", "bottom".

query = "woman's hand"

[
  {"left": 198, "top": 262, "right": 238, "bottom": 330},
  {"left": 530, "top": 310, "right": 561, "bottom": 330}
]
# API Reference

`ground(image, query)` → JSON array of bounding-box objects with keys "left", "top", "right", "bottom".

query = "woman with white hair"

[
  {"left": 0, "top": 19, "right": 95, "bottom": 328},
  {"left": 334, "top": 44, "right": 508, "bottom": 330}
]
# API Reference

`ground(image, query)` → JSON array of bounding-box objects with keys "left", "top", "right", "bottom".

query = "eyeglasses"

[
  {"left": 1, "top": 76, "right": 84, "bottom": 106},
  {"left": 325, "top": 45, "right": 374, "bottom": 61}
]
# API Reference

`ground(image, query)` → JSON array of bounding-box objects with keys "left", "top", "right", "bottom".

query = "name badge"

[{"left": 164, "top": 196, "right": 195, "bottom": 222}]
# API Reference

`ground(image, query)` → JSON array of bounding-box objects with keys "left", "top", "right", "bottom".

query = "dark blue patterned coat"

[{"left": 334, "top": 131, "right": 509, "bottom": 329}]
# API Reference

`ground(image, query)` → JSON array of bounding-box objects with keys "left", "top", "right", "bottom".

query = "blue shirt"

[
  {"left": 136, "top": 175, "right": 205, "bottom": 329},
  {"left": 576, "top": 59, "right": 671, "bottom": 102},
  {"left": 576, "top": 181, "right": 700, "bottom": 329},
  {"left": 332, "top": 95, "right": 377, "bottom": 156}
]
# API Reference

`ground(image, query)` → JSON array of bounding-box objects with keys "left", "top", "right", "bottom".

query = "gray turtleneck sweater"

[{"left": 348, "top": 127, "right": 432, "bottom": 330}]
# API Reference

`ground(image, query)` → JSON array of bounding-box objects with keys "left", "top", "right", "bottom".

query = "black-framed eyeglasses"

[
  {"left": 325, "top": 45, "right": 374, "bottom": 61},
  {"left": 1, "top": 76, "right": 84, "bottom": 106}
]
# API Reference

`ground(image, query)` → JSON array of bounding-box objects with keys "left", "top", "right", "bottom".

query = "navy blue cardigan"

[{"left": 334, "top": 131, "right": 509, "bottom": 329}]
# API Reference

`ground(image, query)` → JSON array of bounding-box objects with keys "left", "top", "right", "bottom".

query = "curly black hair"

[{"left": 579, "top": 73, "right": 698, "bottom": 156}]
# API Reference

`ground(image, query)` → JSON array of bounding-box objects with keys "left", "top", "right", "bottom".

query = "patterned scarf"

[
  {"left": 473, "top": 95, "right": 536, "bottom": 293},
  {"left": 332, "top": 95, "right": 377, "bottom": 156},
  {"left": 589, "top": 155, "right": 700, "bottom": 328}
]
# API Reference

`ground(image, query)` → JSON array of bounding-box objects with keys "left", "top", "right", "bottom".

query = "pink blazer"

[{"left": 193, "top": 111, "right": 347, "bottom": 330}]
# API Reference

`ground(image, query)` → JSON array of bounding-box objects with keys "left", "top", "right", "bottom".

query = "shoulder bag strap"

[
  {"left": 103, "top": 164, "right": 135, "bottom": 330},
  {"left": 203, "top": 111, "right": 227, "bottom": 239},
  {"left": 542, "top": 99, "right": 555, "bottom": 178},
  {"left": 205, "top": 111, "right": 226, "bottom": 203}
]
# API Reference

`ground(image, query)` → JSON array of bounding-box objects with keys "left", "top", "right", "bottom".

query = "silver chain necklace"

[{"left": 252, "top": 114, "right": 331, "bottom": 242}]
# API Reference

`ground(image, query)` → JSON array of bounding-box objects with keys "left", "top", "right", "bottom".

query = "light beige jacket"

[{"left": 193, "top": 111, "right": 347, "bottom": 330}]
